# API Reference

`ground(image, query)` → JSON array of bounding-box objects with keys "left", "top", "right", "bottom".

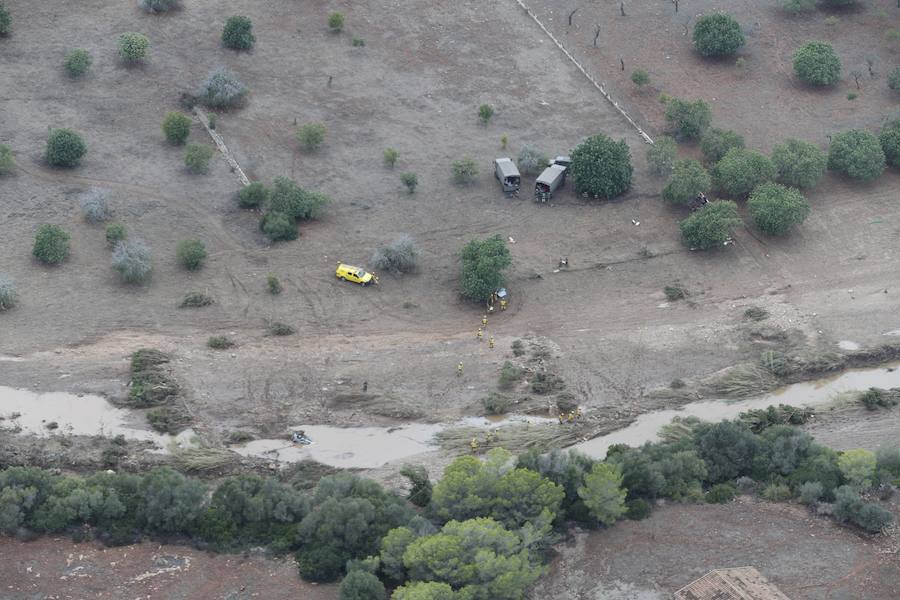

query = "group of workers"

[
  {"left": 557, "top": 407, "right": 583, "bottom": 424},
  {"left": 469, "top": 429, "right": 500, "bottom": 452},
  {"left": 457, "top": 314, "right": 497, "bottom": 377}
]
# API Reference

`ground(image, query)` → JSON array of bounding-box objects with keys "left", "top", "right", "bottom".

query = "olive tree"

[
  {"left": 517, "top": 145, "right": 548, "bottom": 175},
  {"left": 827, "top": 129, "right": 886, "bottom": 182},
  {"left": 197, "top": 67, "right": 248, "bottom": 108},
  {"left": 0, "top": 275, "right": 17, "bottom": 311},
  {"left": 664, "top": 97, "right": 712, "bottom": 140},
  {"left": 33, "top": 224, "right": 70, "bottom": 264},
  {"left": 879, "top": 119, "right": 900, "bottom": 168},
  {"left": 460, "top": 235, "right": 511, "bottom": 303},
  {"left": 700, "top": 128, "right": 745, "bottom": 164},
  {"left": 63, "top": 49, "right": 92, "bottom": 77},
  {"left": 112, "top": 239, "right": 152, "bottom": 283},
  {"left": 692, "top": 12, "right": 745, "bottom": 57},
  {"left": 680, "top": 201, "right": 741, "bottom": 250},
  {"left": 570, "top": 133, "right": 633, "bottom": 199},
  {"left": 45, "top": 128, "right": 87, "bottom": 168},
  {"left": 771, "top": 138, "right": 827, "bottom": 188},
  {"left": 663, "top": 159, "right": 711, "bottom": 206},
  {"left": 712, "top": 148, "right": 776, "bottom": 198},
  {"left": 747, "top": 182, "right": 810, "bottom": 235},
  {"left": 118, "top": 32, "right": 150, "bottom": 63},
  {"left": 889, "top": 68, "right": 900, "bottom": 94},
  {"left": 222, "top": 16, "right": 255, "bottom": 50},
  {"left": 0, "top": 3, "right": 10, "bottom": 36},
  {"left": 646, "top": 136, "right": 677, "bottom": 175},
  {"left": 793, "top": 41, "right": 841, "bottom": 86}
]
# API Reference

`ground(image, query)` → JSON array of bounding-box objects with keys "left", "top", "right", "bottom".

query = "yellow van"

[{"left": 336, "top": 263, "right": 378, "bottom": 286}]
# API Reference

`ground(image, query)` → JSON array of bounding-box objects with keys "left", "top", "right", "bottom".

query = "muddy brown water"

[
  {"left": 2, "top": 365, "right": 898, "bottom": 468},
  {"left": 574, "top": 363, "right": 900, "bottom": 459},
  {"left": 0, "top": 386, "right": 195, "bottom": 449}
]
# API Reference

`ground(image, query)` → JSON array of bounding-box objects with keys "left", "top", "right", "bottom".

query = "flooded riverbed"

[
  {"left": 575, "top": 363, "right": 900, "bottom": 459},
  {"left": 3, "top": 362, "right": 898, "bottom": 469},
  {"left": 0, "top": 386, "right": 194, "bottom": 447}
]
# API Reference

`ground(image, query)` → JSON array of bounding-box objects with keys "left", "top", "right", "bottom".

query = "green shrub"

[
  {"left": 266, "top": 273, "right": 282, "bottom": 294},
  {"left": 664, "top": 285, "right": 687, "bottom": 301},
  {"left": 483, "top": 392, "right": 510, "bottom": 415},
  {"left": 267, "top": 321, "right": 295, "bottom": 336},
  {"left": 846, "top": 92, "right": 857, "bottom": 101},
  {"left": 80, "top": 188, "right": 110, "bottom": 223},
  {"left": 328, "top": 12, "right": 344, "bottom": 32},
  {"left": 297, "top": 122, "right": 326, "bottom": 151},
  {"left": 799, "top": 481, "right": 824, "bottom": 504},
  {"left": 0, "top": 144, "right": 14, "bottom": 175},
  {"left": 207, "top": 336, "right": 235, "bottom": 349},
  {"left": 0, "top": 3, "right": 10, "bottom": 36},
  {"left": 400, "top": 172, "right": 418, "bottom": 193},
  {"left": 0, "top": 275, "right": 17, "bottom": 311},
  {"left": 339, "top": 571, "right": 385, "bottom": 600},
  {"left": 706, "top": 483, "right": 737, "bottom": 503},
  {"left": 63, "top": 49, "right": 92, "bottom": 77},
  {"left": 631, "top": 69, "right": 650, "bottom": 88},
  {"left": 781, "top": 0, "right": 816, "bottom": 14},
  {"left": 45, "top": 128, "right": 87, "bottom": 168},
  {"left": 761, "top": 483, "right": 793, "bottom": 502},
  {"left": 747, "top": 182, "right": 810, "bottom": 235},
  {"left": 838, "top": 448, "right": 876, "bottom": 489},
  {"left": 176, "top": 239, "right": 207, "bottom": 270},
  {"left": 517, "top": 145, "right": 548, "bottom": 175},
  {"left": 238, "top": 182, "right": 269, "bottom": 208},
  {"left": 399, "top": 465, "right": 432, "bottom": 507},
  {"left": 179, "top": 291, "right": 213, "bottom": 308},
  {"left": 117, "top": 32, "right": 150, "bottom": 63},
  {"left": 197, "top": 67, "right": 248, "bottom": 108},
  {"left": 222, "top": 16, "right": 255, "bottom": 50},
  {"left": 834, "top": 484, "right": 862, "bottom": 521},
  {"left": 162, "top": 112, "right": 192, "bottom": 145},
  {"left": 112, "top": 239, "right": 152, "bottom": 283},
  {"left": 646, "top": 135, "right": 677, "bottom": 175},
  {"left": 793, "top": 41, "right": 841, "bottom": 86},
  {"left": 827, "top": 129, "right": 886, "bottom": 182},
  {"left": 371, "top": 234, "right": 418, "bottom": 274},
  {"left": 105, "top": 223, "right": 126, "bottom": 247},
  {"left": 876, "top": 447, "right": 900, "bottom": 477},
  {"left": 351, "top": 37, "right": 365, "bottom": 47},
  {"left": 498, "top": 361, "right": 524, "bottom": 389},
  {"left": 771, "top": 138, "right": 827, "bottom": 188},
  {"left": 260, "top": 211, "right": 297, "bottom": 242},
  {"left": 33, "top": 224, "right": 70, "bottom": 265},
  {"left": 713, "top": 148, "right": 776, "bottom": 198},
  {"left": 383, "top": 148, "right": 399, "bottom": 168},
  {"left": 879, "top": 119, "right": 900, "bottom": 168},
  {"left": 570, "top": 133, "right": 633, "bottom": 199},
  {"left": 693, "top": 12, "right": 745, "bottom": 57},
  {"left": 139, "top": 0, "right": 178, "bottom": 12},
  {"left": 854, "top": 503, "right": 893, "bottom": 532},
  {"left": 269, "top": 177, "right": 330, "bottom": 220},
  {"left": 184, "top": 144, "right": 214, "bottom": 174},
  {"left": 625, "top": 498, "right": 651, "bottom": 520},
  {"left": 147, "top": 405, "right": 189, "bottom": 434},
  {"left": 478, "top": 103, "right": 494, "bottom": 125},
  {"left": 460, "top": 235, "right": 511, "bottom": 302},
  {"left": 700, "top": 128, "right": 745, "bottom": 164},
  {"left": 679, "top": 200, "right": 741, "bottom": 250},
  {"left": 664, "top": 97, "right": 712, "bottom": 140},
  {"left": 452, "top": 157, "right": 478, "bottom": 184},
  {"left": 889, "top": 68, "right": 900, "bottom": 93},
  {"left": 663, "top": 159, "right": 711, "bottom": 206}
]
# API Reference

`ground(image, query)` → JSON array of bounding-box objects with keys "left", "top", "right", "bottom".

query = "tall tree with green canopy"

[
  {"left": 569, "top": 133, "right": 633, "bottom": 199},
  {"left": 460, "top": 235, "right": 511, "bottom": 303},
  {"left": 577, "top": 463, "right": 627, "bottom": 525},
  {"left": 679, "top": 201, "right": 741, "bottom": 250},
  {"left": 429, "top": 449, "right": 564, "bottom": 530}
]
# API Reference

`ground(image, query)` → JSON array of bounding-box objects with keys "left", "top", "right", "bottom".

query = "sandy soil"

[
  {"left": 529, "top": 496, "right": 900, "bottom": 600},
  {"left": 0, "top": 535, "right": 339, "bottom": 600}
]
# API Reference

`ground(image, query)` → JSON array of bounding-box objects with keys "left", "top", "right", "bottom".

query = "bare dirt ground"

[
  {"left": 2, "top": 0, "right": 900, "bottom": 596},
  {"left": 0, "top": 535, "right": 339, "bottom": 600},
  {"left": 530, "top": 496, "right": 900, "bottom": 600}
]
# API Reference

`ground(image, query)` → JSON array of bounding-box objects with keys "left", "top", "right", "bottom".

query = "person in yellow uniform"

[
  {"left": 457, "top": 362, "right": 463, "bottom": 377},
  {"left": 470, "top": 437, "right": 479, "bottom": 452},
  {"left": 476, "top": 328, "right": 483, "bottom": 341},
  {"left": 488, "top": 336, "right": 495, "bottom": 349},
  {"left": 482, "top": 315, "right": 488, "bottom": 328}
]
